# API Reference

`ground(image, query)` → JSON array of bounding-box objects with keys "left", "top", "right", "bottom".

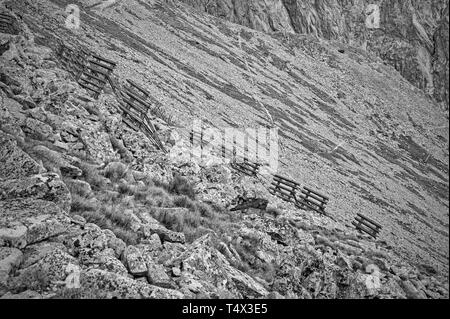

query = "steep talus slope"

[
  {"left": 0, "top": 0, "right": 448, "bottom": 298},
  {"left": 174, "top": 0, "right": 450, "bottom": 111}
]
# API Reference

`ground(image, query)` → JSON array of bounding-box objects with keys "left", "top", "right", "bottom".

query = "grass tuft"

[
  {"left": 168, "top": 174, "right": 195, "bottom": 199},
  {"left": 73, "top": 161, "right": 106, "bottom": 190},
  {"left": 70, "top": 193, "right": 98, "bottom": 213}
]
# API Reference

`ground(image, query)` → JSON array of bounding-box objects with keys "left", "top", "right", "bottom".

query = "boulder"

[
  {"left": 0, "top": 247, "right": 23, "bottom": 287},
  {"left": 0, "top": 123, "right": 25, "bottom": 142},
  {"left": 103, "top": 229, "right": 126, "bottom": 259},
  {"left": 146, "top": 259, "right": 172, "bottom": 288},
  {"left": 0, "top": 223, "right": 27, "bottom": 249},
  {"left": 159, "top": 242, "right": 187, "bottom": 267},
  {"left": 0, "top": 199, "right": 69, "bottom": 247},
  {"left": 147, "top": 285, "right": 184, "bottom": 299},
  {"left": 122, "top": 245, "right": 147, "bottom": 277},
  {"left": 267, "top": 291, "right": 285, "bottom": 299},
  {"left": 79, "top": 130, "right": 115, "bottom": 163},
  {"left": 79, "top": 269, "right": 183, "bottom": 299},
  {"left": 80, "top": 249, "right": 128, "bottom": 276},
  {"left": 60, "top": 132, "right": 78, "bottom": 144},
  {"left": 390, "top": 265, "right": 409, "bottom": 280},
  {"left": 178, "top": 271, "right": 219, "bottom": 296},
  {"left": 72, "top": 223, "right": 108, "bottom": 259},
  {"left": 146, "top": 233, "right": 163, "bottom": 251},
  {"left": 21, "top": 117, "right": 53, "bottom": 140},
  {"left": 378, "top": 276, "right": 407, "bottom": 299},
  {"left": 179, "top": 234, "right": 268, "bottom": 298},
  {"left": 0, "top": 173, "right": 71, "bottom": 213},
  {"left": 401, "top": 280, "right": 428, "bottom": 299},
  {"left": 172, "top": 267, "right": 181, "bottom": 277},
  {"left": 0, "top": 132, "right": 42, "bottom": 180},
  {"left": 160, "top": 230, "right": 186, "bottom": 244},
  {"left": 29, "top": 145, "right": 82, "bottom": 178},
  {"left": 20, "top": 242, "right": 67, "bottom": 269},
  {"left": 79, "top": 269, "right": 145, "bottom": 299},
  {"left": 25, "top": 214, "right": 68, "bottom": 245},
  {"left": 9, "top": 248, "right": 77, "bottom": 292},
  {"left": 69, "top": 215, "right": 87, "bottom": 228}
]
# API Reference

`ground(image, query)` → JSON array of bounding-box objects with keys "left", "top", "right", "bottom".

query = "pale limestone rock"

[
  {"left": 122, "top": 245, "right": 147, "bottom": 276},
  {"left": 0, "top": 247, "right": 23, "bottom": 287}
]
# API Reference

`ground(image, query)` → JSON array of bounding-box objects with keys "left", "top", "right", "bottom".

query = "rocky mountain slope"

[
  {"left": 175, "top": 0, "right": 450, "bottom": 111},
  {"left": 0, "top": 0, "right": 448, "bottom": 298}
]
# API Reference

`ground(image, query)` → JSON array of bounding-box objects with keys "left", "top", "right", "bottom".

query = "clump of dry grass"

[
  {"left": 141, "top": 186, "right": 173, "bottom": 207},
  {"left": 73, "top": 161, "right": 107, "bottom": 190},
  {"left": 101, "top": 204, "right": 133, "bottom": 229},
  {"left": 64, "top": 178, "right": 92, "bottom": 198},
  {"left": 151, "top": 207, "right": 201, "bottom": 233},
  {"left": 66, "top": 158, "right": 238, "bottom": 247},
  {"left": 168, "top": 174, "right": 195, "bottom": 199},
  {"left": 117, "top": 181, "right": 137, "bottom": 196},
  {"left": 68, "top": 172, "right": 139, "bottom": 245},
  {"left": 143, "top": 190, "right": 235, "bottom": 243},
  {"left": 194, "top": 201, "right": 216, "bottom": 219},
  {"left": 70, "top": 193, "right": 98, "bottom": 213},
  {"left": 77, "top": 207, "right": 138, "bottom": 245},
  {"left": 172, "top": 195, "right": 197, "bottom": 211}
]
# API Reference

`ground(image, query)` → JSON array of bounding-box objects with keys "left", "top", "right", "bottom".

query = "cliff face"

[{"left": 175, "top": 0, "right": 450, "bottom": 110}]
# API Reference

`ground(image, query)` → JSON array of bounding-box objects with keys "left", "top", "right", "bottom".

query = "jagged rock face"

[
  {"left": 0, "top": 133, "right": 42, "bottom": 180},
  {"left": 178, "top": 0, "right": 294, "bottom": 33},
  {"left": 176, "top": 0, "right": 449, "bottom": 110},
  {"left": 432, "top": 4, "right": 449, "bottom": 109}
]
